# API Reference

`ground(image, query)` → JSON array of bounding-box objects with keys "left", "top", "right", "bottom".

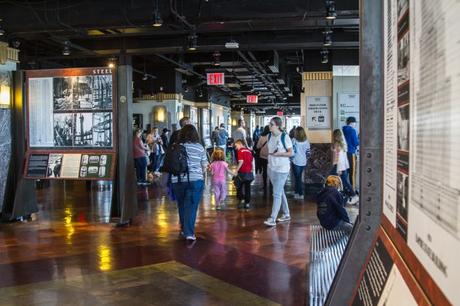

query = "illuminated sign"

[
  {"left": 206, "top": 72, "right": 225, "bottom": 85},
  {"left": 277, "top": 111, "right": 284, "bottom": 116},
  {"left": 246, "top": 95, "right": 258, "bottom": 103}
]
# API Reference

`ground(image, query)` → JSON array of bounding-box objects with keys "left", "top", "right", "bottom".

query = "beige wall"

[{"left": 300, "top": 72, "right": 333, "bottom": 143}]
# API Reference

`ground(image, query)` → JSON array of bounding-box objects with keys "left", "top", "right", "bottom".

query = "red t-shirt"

[{"left": 237, "top": 148, "right": 253, "bottom": 173}]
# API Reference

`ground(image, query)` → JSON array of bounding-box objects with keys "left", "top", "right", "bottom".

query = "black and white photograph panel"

[
  {"left": 53, "top": 113, "right": 74, "bottom": 147},
  {"left": 47, "top": 154, "right": 63, "bottom": 178},
  {"left": 92, "top": 112, "right": 113, "bottom": 147},
  {"left": 87, "top": 75, "right": 113, "bottom": 110},
  {"left": 53, "top": 77, "right": 77, "bottom": 111},
  {"left": 397, "top": 105, "right": 410, "bottom": 151},
  {"left": 53, "top": 75, "right": 113, "bottom": 111},
  {"left": 396, "top": 171, "right": 409, "bottom": 220},
  {"left": 397, "top": 33, "right": 410, "bottom": 85},
  {"left": 74, "top": 113, "right": 94, "bottom": 146}
]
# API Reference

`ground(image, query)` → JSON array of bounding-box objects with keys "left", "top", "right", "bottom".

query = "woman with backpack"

[
  {"left": 264, "top": 117, "right": 294, "bottom": 227},
  {"left": 291, "top": 126, "right": 311, "bottom": 200},
  {"left": 168, "top": 125, "right": 208, "bottom": 241},
  {"left": 256, "top": 125, "right": 270, "bottom": 189}
]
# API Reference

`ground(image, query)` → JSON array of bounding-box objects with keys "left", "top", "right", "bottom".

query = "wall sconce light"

[
  {"left": 155, "top": 107, "right": 166, "bottom": 122},
  {"left": 232, "top": 118, "right": 237, "bottom": 126},
  {"left": 0, "top": 84, "right": 11, "bottom": 108}
]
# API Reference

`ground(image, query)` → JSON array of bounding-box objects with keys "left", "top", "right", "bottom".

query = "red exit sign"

[
  {"left": 277, "top": 111, "right": 284, "bottom": 116},
  {"left": 207, "top": 72, "right": 225, "bottom": 85},
  {"left": 247, "top": 95, "right": 258, "bottom": 103}
]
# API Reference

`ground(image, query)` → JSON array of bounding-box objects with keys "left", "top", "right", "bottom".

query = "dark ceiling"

[{"left": 0, "top": 0, "right": 359, "bottom": 110}]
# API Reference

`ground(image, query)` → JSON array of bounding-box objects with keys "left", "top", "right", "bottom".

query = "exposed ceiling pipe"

[
  {"left": 169, "top": 0, "right": 196, "bottom": 31},
  {"left": 247, "top": 51, "right": 286, "bottom": 98}
]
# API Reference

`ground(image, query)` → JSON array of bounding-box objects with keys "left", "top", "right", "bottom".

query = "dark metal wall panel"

[{"left": 325, "top": 0, "right": 384, "bottom": 304}]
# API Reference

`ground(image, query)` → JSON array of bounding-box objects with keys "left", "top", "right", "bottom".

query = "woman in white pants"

[{"left": 264, "top": 117, "right": 294, "bottom": 227}]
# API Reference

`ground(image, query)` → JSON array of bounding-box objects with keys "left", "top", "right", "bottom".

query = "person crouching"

[{"left": 316, "top": 175, "right": 353, "bottom": 235}]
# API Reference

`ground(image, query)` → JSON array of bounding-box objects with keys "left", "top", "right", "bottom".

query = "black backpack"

[{"left": 162, "top": 143, "right": 189, "bottom": 180}]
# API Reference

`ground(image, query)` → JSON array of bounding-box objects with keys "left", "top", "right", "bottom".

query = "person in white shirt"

[
  {"left": 291, "top": 126, "right": 311, "bottom": 199},
  {"left": 264, "top": 117, "right": 294, "bottom": 227},
  {"left": 233, "top": 119, "right": 248, "bottom": 147}
]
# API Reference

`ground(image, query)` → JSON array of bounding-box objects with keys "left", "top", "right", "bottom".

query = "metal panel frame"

[{"left": 325, "top": 0, "right": 384, "bottom": 304}]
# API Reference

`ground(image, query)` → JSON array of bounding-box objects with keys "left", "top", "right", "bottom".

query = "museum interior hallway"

[{"left": 0, "top": 176, "right": 357, "bottom": 306}]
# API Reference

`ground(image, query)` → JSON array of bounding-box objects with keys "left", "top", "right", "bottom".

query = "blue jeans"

[
  {"left": 134, "top": 157, "right": 147, "bottom": 182},
  {"left": 172, "top": 180, "right": 205, "bottom": 237},
  {"left": 292, "top": 164, "right": 305, "bottom": 196},
  {"left": 331, "top": 165, "right": 356, "bottom": 197},
  {"left": 268, "top": 169, "right": 290, "bottom": 220}
]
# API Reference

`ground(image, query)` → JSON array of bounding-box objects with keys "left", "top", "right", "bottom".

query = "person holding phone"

[{"left": 264, "top": 117, "right": 294, "bottom": 227}]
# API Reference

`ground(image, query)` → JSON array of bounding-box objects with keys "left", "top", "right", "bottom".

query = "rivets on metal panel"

[
  {"left": 367, "top": 182, "right": 372, "bottom": 187},
  {"left": 366, "top": 168, "right": 372, "bottom": 173},
  {"left": 366, "top": 226, "right": 371, "bottom": 231},
  {"left": 367, "top": 197, "right": 372, "bottom": 202},
  {"left": 366, "top": 211, "right": 371, "bottom": 216},
  {"left": 367, "top": 153, "right": 372, "bottom": 158}
]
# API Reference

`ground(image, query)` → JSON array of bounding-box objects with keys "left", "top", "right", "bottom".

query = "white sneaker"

[
  {"left": 293, "top": 193, "right": 299, "bottom": 199},
  {"left": 264, "top": 218, "right": 276, "bottom": 226},
  {"left": 297, "top": 195, "right": 304, "bottom": 200},
  {"left": 277, "top": 215, "right": 291, "bottom": 222},
  {"left": 186, "top": 235, "right": 196, "bottom": 241},
  {"left": 348, "top": 195, "right": 359, "bottom": 205}
]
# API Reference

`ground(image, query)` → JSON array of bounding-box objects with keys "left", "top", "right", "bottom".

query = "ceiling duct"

[{"left": 268, "top": 50, "right": 279, "bottom": 73}]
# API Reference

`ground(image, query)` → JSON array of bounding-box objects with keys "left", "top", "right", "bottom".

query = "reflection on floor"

[{"left": 0, "top": 176, "right": 358, "bottom": 306}]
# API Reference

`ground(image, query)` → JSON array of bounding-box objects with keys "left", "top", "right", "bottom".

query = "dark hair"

[
  {"left": 178, "top": 124, "right": 200, "bottom": 143},
  {"left": 261, "top": 125, "right": 270, "bottom": 136},
  {"left": 179, "top": 117, "right": 190, "bottom": 128},
  {"left": 133, "top": 128, "right": 142, "bottom": 137},
  {"left": 238, "top": 118, "right": 244, "bottom": 126},
  {"left": 220, "top": 123, "right": 225, "bottom": 128},
  {"left": 270, "top": 117, "right": 283, "bottom": 129},
  {"left": 295, "top": 126, "right": 307, "bottom": 142},
  {"left": 346, "top": 117, "right": 357, "bottom": 125}
]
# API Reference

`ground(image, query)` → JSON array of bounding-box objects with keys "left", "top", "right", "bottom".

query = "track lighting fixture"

[
  {"left": 0, "top": 19, "right": 4, "bottom": 36},
  {"left": 323, "top": 29, "right": 333, "bottom": 46},
  {"left": 62, "top": 41, "right": 71, "bottom": 56},
  {"left": 107, "top": 57, "right": 117, "bottom": 68},
  {"left": 212, "top": 51, "right": 221, "bottom": 66},
  {"left": 187, "top": 33, "right": 198, "bottom": 51},
  {"left": 325, "top": 1, "right": 337, "bottom": 20},
  {"left": 142, "top": 74, "right": 148, "bottom": 81},
  {"left": 320, "top": 49, "right": 329, "bottom": 64},
  {"left": 152, "top": 0, "right": 163, "bottom": 27}
]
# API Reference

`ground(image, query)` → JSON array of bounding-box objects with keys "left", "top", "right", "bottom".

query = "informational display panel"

[
  {"left": 25, "top": 153, "right": 114, "bottom": 180},
  {"left": 352, "top": 230, "right": 423, "bottom": 306},
  {"left": 359, "top": 0, "right": 460, "bottom": 305},
  {"left": 25, "top": 68, "right": 116, "bottom": 180},
  {"left": 338, "top": 93, "right": 360, "bottom": 131},
  {"left": 306, "top": 96, "right": 331, "bottom": 129}
]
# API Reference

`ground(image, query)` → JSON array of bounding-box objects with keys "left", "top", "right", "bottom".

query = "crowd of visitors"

[{"left": 133, "top": 115, "right": 360, "bottom": 240}]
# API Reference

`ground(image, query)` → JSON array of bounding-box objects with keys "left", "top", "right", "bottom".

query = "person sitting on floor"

[{"left": 316, "top": 175, "right": 353, "bottom": 234}]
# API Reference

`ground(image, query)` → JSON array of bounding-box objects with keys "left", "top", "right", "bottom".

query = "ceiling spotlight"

[
  {"left": 142, "top": 74, "right": 148, "bottom": 81},
  {"left": 212, "top": 51, "right": 221, "bottom": 66},
  {"left": 152, "top": 10, "right": 163, "bottom": 27},
  {"left": 320, "top": 49, "right": 329, "bottom": 64},
  {"left": 323, "top": 29, "right": 333, "bottom": 46},
  {"left": 62, "top": 41, "right": 71, "bottom": 56},
  {"left": 187, "top": 33, "right": 198, "bottom": 51},
  {"left": 325, "top": 1, "right": 337, "bottom": 20},
  {"left": 0, "top": 27, "right": 5, "bottom": 36},
  {"left": 12, "top": 40, "right": 21, "bottom": 48},
  {"left": 107, "top": 57, "right": 116, "bottom": 68}
]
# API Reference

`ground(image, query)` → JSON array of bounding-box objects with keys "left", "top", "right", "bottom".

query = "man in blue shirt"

[{"left": 342, "top": 117, "right": 359, "bottom": 191}]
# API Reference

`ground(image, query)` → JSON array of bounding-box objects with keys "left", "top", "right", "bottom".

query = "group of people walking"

[{"left": 133, "top": 115, "right": 360, "bottom": 241}]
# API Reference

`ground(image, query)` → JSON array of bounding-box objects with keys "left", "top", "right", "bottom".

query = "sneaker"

[
  {"left": 185, "top": 235, "right": 196, "bottom": 241},
  {"left": 297, "top": 195, "right": 304, "bottom": 200},
  {"left": 178, "top": 231, "right": 185, "bottom": 239},
  {"left": 277, "top": 215, "right": 291, "bottom": 222},
  {"left": 216, "top": 205, "right": 222, "bottom": 210},
  {"left": 293, "top": 193, "right": 299, "bottom": 199},
  {"left": 348, "top": 195, "right": 359, "bottom": 205},
  {"left": 244, "top": 203, "right": 250, "bottom": 209},
  {"left": 264, "top": 218, "right": 276, "bottom": 227}
]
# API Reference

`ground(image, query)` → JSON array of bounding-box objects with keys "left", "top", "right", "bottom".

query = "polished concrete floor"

[{"left": 0, "top": 175, "right": 357, "bottom": 306}]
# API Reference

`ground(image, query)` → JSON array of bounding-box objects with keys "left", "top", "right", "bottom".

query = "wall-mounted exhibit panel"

[
  {"left": 24, "top": 68, "right": 117, "bottom": 180},
  {"left": 26, "top": 68, "right": 115, "bottom": 149},
  {"left": 354, "top": 0, "right": 460, "bottom": 305}
]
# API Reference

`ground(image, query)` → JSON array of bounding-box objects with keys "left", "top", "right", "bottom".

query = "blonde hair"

[
  {"left": 211, "top": 148, "right": 225, "bottom": 161},
  {"left": 294, "top": 126, "right": 307, "bottom": 142},
  {"left": 326, "top": 175, "right": 343, "bottom": 190},
  {"left": 332, "top": 129, "right": 347, "bottom": 152}
]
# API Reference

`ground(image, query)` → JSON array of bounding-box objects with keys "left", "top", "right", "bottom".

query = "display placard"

[
  {"left": 378, "top": 0, "right": 459, "bottom": 304},
  {"left": 25, "top": 152, "right": 114, "bottom": 180},
  {"left": 26, "top": 68, "right": 115, "bottom": 150},
  {"left": 306, "top": 96, "right": 331, "bottom": 129},
  {"left": 338, "top": 93, "right": 359, "bottom": 131},
  {"left": 24, "top": 68, "right": 117, "bottom": 180}
]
